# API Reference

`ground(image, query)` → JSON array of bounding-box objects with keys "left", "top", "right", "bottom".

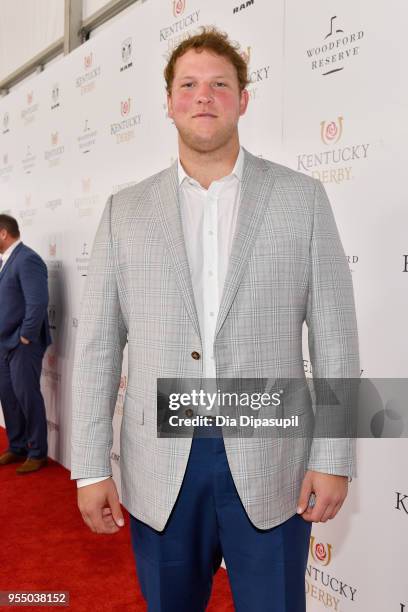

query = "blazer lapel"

[
  {"left": 214, "top": 149, "right": 277, "bottom": 339},
  {"left": 152, "top": 162, "right": 201, "bottom": 341}
]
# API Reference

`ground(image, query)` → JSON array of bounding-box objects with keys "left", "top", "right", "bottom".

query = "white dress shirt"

[
  {"left": 77, "top": 147, "right": 244, "bottom": 488},
  {"left": 0, "top": 239, "right": 21, "bottom": 269}
]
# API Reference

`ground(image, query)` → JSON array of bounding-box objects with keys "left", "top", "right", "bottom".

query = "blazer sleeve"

[
  {"left": 71, "top": 195, "right": 128, "bottom": 479},
  {"left": 19, "top": 253, "right": 49, "bottom": 342},
  {"left": 305, "top": 180, "right": 360, "bottom": 479}
]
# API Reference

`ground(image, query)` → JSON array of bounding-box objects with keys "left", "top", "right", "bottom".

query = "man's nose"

[{"left": 195, "top": 83, "right": 214, "bottom": 104}]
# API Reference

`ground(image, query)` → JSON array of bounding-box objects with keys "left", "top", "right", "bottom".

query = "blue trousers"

[
  {"left": 0, "top": 342, "right": 48, "bottom": 459},
  {"left": 130, "top": 429, "right": 311, "bottom": 611}
]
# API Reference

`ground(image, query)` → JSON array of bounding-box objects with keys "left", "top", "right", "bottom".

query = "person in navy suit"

[{"left": 0, "top": 214, "right": 51, "bottom": 474}]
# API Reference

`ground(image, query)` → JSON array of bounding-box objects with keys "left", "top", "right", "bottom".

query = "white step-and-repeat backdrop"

[{"left": 0, "top": 1, "right": 407, "bottom": 610}]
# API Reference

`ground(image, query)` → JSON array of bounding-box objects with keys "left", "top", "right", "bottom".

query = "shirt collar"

[
  {"left": 177, "top": 146, "right": 244, "bottom": 187},
  {"left": 2, "top": 239, "right": 21, "bottom": 262}
]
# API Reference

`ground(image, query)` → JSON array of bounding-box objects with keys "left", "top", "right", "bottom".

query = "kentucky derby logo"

[
  {"left": 45, "top": 132, "right": 64, "bottom": 163},
  {"left": 173, "top": 0, "right": 186, "bottom": 17},
  {"left": 121, "top": 98, "right": 131, "bottom": 116},
  {"left": 160, "top": 2, "right": 200, "bottom": 44},
  {"left": 310, "top": 537, "right": 332, "bottom": 566},
  {"left": 84, "top": 53, "right": 93, "bottom": 70},
  {"left": 122, "top": 38, "right": 132, "bottom": 63},
  {"left": 321, "top": 117, "right": 343, "bottom": 145},
  {"left": 76, "top": 53, "right": 101, "bottom": 91},
  {"left": 21, "top": 92, "right": 39, "bottom": 123}
]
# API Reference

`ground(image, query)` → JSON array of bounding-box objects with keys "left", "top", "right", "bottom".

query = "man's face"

[{"left": 167, "top": 49, "right": 248, "bottom": 153}]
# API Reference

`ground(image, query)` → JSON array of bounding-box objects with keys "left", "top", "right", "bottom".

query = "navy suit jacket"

[{"left": 0, "top": 242, "right": 52, "bottom": 351}]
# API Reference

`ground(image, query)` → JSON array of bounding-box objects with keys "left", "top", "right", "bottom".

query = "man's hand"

[
  {"left": 20, "top": 336, "right": 30, "bottom": 344},
  {"left": 77, "top": 478, "right": 125, "bottom": 534},
  {"left": 296, "top": 470, "right": 348, "bottom": 523}
]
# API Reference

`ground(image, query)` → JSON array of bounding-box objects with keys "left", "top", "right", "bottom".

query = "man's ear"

[
  {"left": 167, "top": 92, "right": 173, "bottom": 119},
  {"left": 239, "top": 88, "right": 249, "bottom": 117}
]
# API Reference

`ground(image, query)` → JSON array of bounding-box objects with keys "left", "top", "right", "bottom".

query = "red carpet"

[{"left": 0, "top": 427, "right": 234, "bottom": 611}]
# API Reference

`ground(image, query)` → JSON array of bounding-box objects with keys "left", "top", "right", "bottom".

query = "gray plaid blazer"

[{"left": 71, "top": 148, "right": 359, "bottom": 531}]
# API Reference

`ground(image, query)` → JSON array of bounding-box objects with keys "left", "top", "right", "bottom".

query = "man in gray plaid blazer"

[{"left": 71, "top": 27, "right": 359, "bottom": 612}]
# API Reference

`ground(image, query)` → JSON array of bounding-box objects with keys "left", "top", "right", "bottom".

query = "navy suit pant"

[
  {"left": 0, "top": 342, "right": 48, "bottom": 459},
  {"left": 130, "top": 427, "right": 311, "bottom": 611}
]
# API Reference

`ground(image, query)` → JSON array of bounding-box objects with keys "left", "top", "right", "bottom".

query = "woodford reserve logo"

[
  {"left": 306, "top": 15, "right": 365, "bottom": 77},
  {"left": 75, "top": 241, "right": 90, "bottom": 277},
  {"left": 297, "top": 117, "right": 370, "bottom": 184},
  {"left": 77, "top": 118, "right": 98, "bottom": 154},
  {"left": 306, "top": 537, "right": 357, "bottom": 609}
]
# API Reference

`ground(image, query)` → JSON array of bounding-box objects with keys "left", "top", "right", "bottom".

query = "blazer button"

[
  {"left": 185, "top": 408, "right": 194, "bottom": 417},
  {"left": 191, "top": 351, "right": 201, "bottom": 360}
]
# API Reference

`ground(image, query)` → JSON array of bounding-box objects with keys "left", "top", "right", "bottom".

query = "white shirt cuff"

[{"left": 76, "top": 476, "right": 111, "bottom": 488}]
